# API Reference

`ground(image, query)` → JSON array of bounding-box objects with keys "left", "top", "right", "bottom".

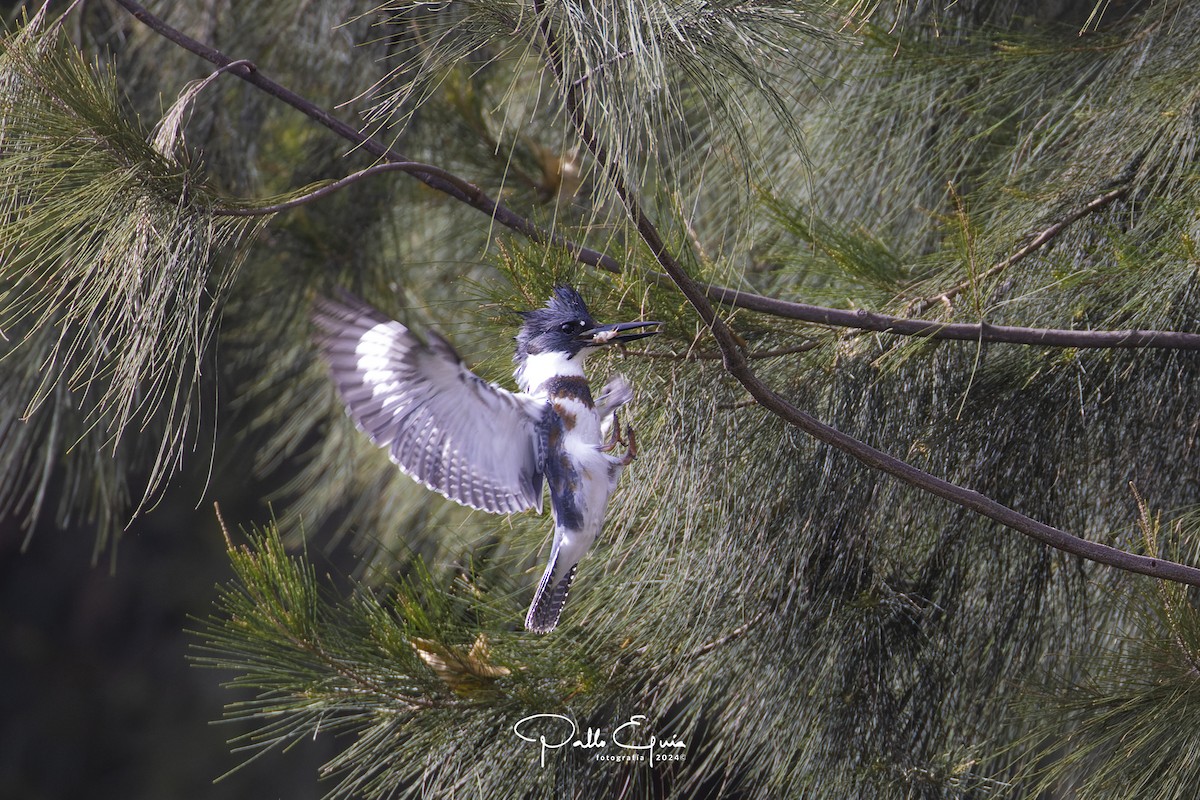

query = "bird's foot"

[
  {"left": 601, "top": 411, "right": 627, "bottom": 452},
  {"left": 620, "top": 423, "right": 637, "bottom": 465},
  {"left": 601, "top": 412, "right": 638, "bottom": 464}
]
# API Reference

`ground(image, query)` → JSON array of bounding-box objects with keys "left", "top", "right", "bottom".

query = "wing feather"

[{"left": 314, "top": 293, "right": 547, "bottom": 515}]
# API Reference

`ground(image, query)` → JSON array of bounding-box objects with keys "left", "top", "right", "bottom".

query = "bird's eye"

[{"left": 560, "top": 321, "right": 586, "bottom": 334}]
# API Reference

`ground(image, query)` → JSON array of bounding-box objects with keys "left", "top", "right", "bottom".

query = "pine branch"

[
  {"left": 532, "top": 3, "right": 1200, "bottom": 588},
  {"left": 201, "top": 526, "right": 454, "bottom": 714},
  {"left": 105, "top": 0, "right": 1200, "bottom": 583},
  {"left": 0, "top": 15, "right": 274, "bottom": 539},
  {"left": 908, "top": 184, "right": 1132, "bottom": 314},
  {"left": 111, "top": 0, "right": 622, "bottom": 274},
  {"left": 113, "top": 0, "right": 1200, "bottom": 355},
  {"left": 106, "top": 0, "right": 1200, "bottom": 588}
]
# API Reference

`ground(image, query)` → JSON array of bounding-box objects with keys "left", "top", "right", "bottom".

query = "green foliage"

[
  {"left": 1016, "top": 588, "right": 1200, "bottom": 800},
  {"left": 0, "top": 12, "right": 267, "bottom": 548},
  {"left": 6, "top": 0, "right": 1200, "bottom": 798},
  {"left": 1010, "top": 504, "right": 1200, "bottom": 800},
  {"left": 200, "top": 523, "right": 686, "bottom": 798},
  {"left": 363, "top": 0, "right": 833, "bottom": 255}
]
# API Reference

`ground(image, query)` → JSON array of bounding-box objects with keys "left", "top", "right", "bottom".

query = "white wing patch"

[{"left": 314, "top": 293, "right": 548, "bottom": 515}]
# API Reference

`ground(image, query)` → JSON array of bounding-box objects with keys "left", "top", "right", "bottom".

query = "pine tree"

[{"left": 4, "top": 0, "right": 1200, "bottom": 797}]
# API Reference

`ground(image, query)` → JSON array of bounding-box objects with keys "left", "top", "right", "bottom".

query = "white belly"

[{"left": 555, "top": 397, "right": 618, "bottom": 538}]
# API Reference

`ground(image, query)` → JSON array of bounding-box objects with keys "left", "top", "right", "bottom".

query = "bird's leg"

[
  {"left": 600, "top": 411, "right": 627, "bottom": 452},
  {"left": 598, "top": 376, "right": 637, "bottom": 462}
]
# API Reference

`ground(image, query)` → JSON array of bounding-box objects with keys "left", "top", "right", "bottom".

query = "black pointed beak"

[{"left": 579, "top": 320, "right": 663, "bottom": 347}]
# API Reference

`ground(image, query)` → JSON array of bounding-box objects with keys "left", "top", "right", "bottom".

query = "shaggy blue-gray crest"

[{"left": 314, "top": 286, "right": 660, "bottom": 633}]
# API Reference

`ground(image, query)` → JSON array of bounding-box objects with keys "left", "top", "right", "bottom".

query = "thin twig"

[
  {"left": 534, "top": 5, "right": 1200, "bottom": 587},
  {"left": 627, "top": 342, "right": 820, "bottom": 361},
  {"left": 910, "top": 184, "right": 1131, "bottom": 314},
  {"left": 213, "top": 161, "right": 463, "bottom": 217},
  {"left": 213, "top": 501, "right": 232, "bottom": 548},
  {"left": 688, "top": 606, "right": 772, "bottom": 659}
]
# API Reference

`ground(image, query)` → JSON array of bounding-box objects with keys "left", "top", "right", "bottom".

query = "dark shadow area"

[{"left": 0, "top": 496, "right": 337, "bottom": 800}]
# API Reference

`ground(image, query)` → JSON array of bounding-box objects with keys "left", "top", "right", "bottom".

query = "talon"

[{"left": 621, "top": 424, "right": 637, "bottom": 465}]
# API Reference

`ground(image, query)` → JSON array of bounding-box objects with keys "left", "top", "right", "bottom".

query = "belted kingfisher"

[{"left": 313, "top": 286, "right": 660, "bottom": 633}]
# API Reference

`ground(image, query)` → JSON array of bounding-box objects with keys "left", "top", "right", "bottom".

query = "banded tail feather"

[{"left": 525, "top": 556, "right": 578, "bottom": 634}]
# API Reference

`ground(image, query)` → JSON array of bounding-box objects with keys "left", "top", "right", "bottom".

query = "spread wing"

[{"left": 313, "top": 293, "right": 548, "bottom": 515}]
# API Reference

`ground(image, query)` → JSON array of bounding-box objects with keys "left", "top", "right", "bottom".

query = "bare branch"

[
  {"left": 533, "top": 4, "right": 1200, "bottom": 588},
  {"left": 626, "top": 342, "right": 820, "bottom": 361},
  {"left": 694, "top": 281, "right": 1200, "bottom": 350}
]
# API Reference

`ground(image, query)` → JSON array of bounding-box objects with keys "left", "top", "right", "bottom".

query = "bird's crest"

[{"left": 520, "top": 285, "right": 591, "bottom": 324}]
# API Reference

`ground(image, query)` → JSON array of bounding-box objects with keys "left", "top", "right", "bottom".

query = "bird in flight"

[{"left": 313, "top": 286, "right": 660, "bottom": 633}]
